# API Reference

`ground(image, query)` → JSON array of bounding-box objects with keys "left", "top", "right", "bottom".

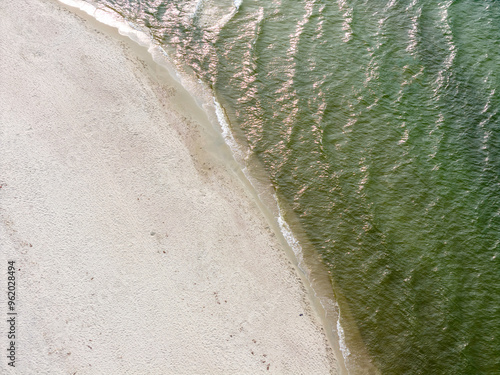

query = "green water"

[{"left": 88, "top": 0, "right": 500, "bottom": 372}]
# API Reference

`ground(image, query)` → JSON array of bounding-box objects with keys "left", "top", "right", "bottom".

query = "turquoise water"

[{"left": 87, "top": 0, "right": 500, "bottom": 373}]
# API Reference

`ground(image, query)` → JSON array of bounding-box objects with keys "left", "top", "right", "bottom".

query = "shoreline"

[
  {"left": 52, "top": 2, "right": 357, "bottom": 371},
  {"left": 54, "top": 1, "right": 355, "bottom": 372},
  {"left": 1, "top": 0, "right": 342, "bottom": 373}
]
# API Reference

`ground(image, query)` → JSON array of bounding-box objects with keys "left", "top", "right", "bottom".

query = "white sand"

[{"left": 0, "top": 0, "right": 340, "bottom": 373}]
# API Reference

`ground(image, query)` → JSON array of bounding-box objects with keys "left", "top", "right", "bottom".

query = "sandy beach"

[{"left": 0, "top": 0, "right": 339, "bottom": 373}]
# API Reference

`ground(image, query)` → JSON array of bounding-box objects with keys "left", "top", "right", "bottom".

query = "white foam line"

[
  {"left": 58, "top": 0, "right": 151, "bottom": 47},
  {"left": 213, "top": 98, "right": 242, "bottom": 158},
  {"left": 275, "top": 198, "right": 307, "bottom": 272},
  {"left": 58, "top": 0, "right": 196, "bottom": 90},
  {"left": 336, "top": 309, "right": 351, "bottom": 371}
]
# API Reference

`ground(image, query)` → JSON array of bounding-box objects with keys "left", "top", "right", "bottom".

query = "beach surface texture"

[{"left": 0, "top": 0, "right": 339, "bottom": 373}]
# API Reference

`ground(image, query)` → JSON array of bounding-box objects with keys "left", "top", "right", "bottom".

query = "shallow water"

[{"left": 77, "top": 0, "right": 500, "bottom": 373}]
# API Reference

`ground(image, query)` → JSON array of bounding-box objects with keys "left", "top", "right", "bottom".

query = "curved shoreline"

[
  {"left": 1, "top": 0, "right": 342, "bottom": 373},
  {"left": 54, "top": 0, "right": 353, "bottom": 372}
]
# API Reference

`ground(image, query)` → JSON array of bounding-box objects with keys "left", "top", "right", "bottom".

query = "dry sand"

[{"left": 0, "top": 0, "right": 340, "bottom": 373}]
